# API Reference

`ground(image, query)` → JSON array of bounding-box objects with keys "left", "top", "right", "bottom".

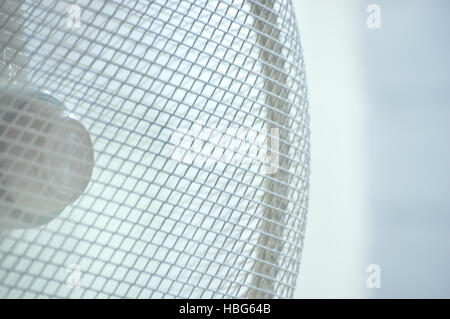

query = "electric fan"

[{"left": 0, "top": 0, "right": 309, "bottom": 298}]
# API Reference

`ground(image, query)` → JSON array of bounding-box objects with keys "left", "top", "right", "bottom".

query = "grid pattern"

[{"left": 0, "top": 0, "right": 309, "bottom": 298}]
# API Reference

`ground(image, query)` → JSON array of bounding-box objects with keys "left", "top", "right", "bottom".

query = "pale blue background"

[{"left": 294, "top": 0, "right": 450, "bottom": 298}]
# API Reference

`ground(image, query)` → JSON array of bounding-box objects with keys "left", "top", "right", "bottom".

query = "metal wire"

[{"left": 0, "top": 0, "right": 309, "bottom": 298}]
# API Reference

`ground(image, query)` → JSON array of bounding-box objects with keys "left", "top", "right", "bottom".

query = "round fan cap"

[{"left": 0, "top": 88, "right": 94, "bottom": 228}]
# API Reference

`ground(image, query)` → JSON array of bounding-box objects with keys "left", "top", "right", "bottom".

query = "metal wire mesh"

[{"left": 0, "top": 0, "right": 309, "bottom": 298}]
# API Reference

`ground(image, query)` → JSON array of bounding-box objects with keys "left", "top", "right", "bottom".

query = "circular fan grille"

[{"left": 0, "top": 0, "right": 309, "bottom": 298}]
